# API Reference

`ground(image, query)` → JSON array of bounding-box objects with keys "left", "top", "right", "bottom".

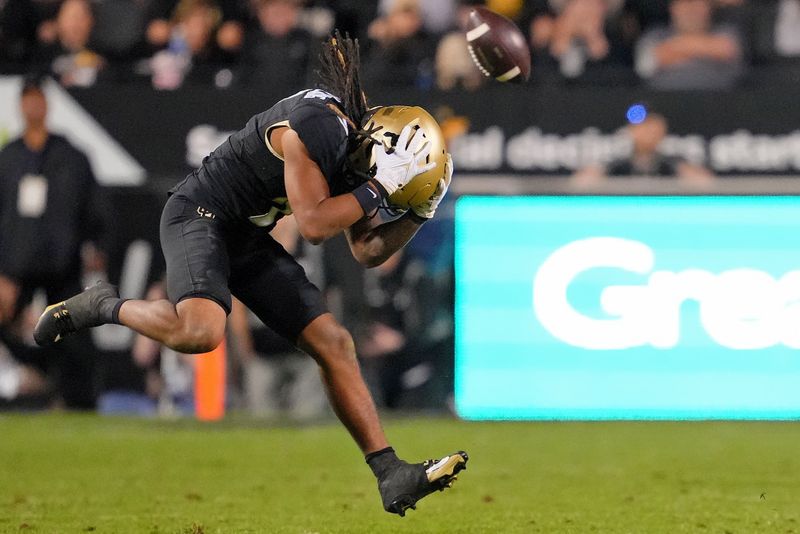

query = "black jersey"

[{"left": 172, "top": 88, "right": 352, "bottom": 227}]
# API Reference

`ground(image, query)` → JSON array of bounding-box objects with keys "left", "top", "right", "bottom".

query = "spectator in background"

[
  {"left": 148, "top": 0, "right": 229, "bottom": 89},
  {"left": 239, "top": 0, "right": 314, "bottom": 91},
  {"left": 36, "top": 0, "right": 106, "bottom": 87},
  {"left": 635, "top": 0, "right": 743, "bottom": 90},
  {"left": 145, "top": 0, "right": 244, "bottom": 56},
  {"left": 214, "top": 2, "right": 244, "bottom": 55},
  {"left": 435, "top": 0, "right": 486, "bottom": 91},
  {"left": 363, "top": 0, "right": 436, "bottom": 88},
  {"left": 0, "top": 76, "right": 108, "bottom": 408},
  {"left": 573, "top": 112, "right": 714, "bottom": 186},
  {"left": 377, "top": 0, "right": 456, "bottom": 35},
  {"left": 146, "top": 1, "right": 181, "bottom": 50},
  {"left": 522, "top": 0, "right": 636, "bottom": 83}
]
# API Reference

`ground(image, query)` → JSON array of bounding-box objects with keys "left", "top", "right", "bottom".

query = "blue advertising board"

[{"left": 455, "top": 196, "right": 800, "bottom": 420}]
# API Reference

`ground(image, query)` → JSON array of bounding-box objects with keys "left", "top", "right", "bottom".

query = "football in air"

[{"left": 465, "top": 6, "right": 531, "bottom": 83}]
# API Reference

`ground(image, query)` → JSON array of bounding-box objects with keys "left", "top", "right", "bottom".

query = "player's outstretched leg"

[
  {"left": 33, "top": 281, "right": 122, "bottom": 346},
  {"left": 297, "top": 314, "right": 469, "bottom": 516},
  {"left": 367, "top": 448, "right": 469, "bottom": 517}
]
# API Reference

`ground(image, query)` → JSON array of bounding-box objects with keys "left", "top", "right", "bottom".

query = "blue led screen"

[{"left": 455, "top": 196, "right": 800, "bottom": 420}]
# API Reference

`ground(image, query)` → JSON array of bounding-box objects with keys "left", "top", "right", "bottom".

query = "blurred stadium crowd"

[
  {"left": 2, "top": 0, "right": 800, "bottom": 417},
  {"left": 2, "top": 0, "right": 800, "bottom": 91}
]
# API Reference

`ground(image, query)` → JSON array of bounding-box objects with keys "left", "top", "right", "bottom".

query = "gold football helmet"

[{"left": 349, "top": 105, "right": 449, "bottom": 210}]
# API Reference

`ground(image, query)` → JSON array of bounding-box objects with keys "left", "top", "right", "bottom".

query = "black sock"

[
  {"left": 109, "top": 299, "right": 128, "bottom": 325},
  {"left": 366, "top": 447, "right": 402, "bottom": 479}
]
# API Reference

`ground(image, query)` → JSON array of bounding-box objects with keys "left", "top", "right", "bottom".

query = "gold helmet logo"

[{"left": 349, "top": 105, "right": 449, "bottom": 210}]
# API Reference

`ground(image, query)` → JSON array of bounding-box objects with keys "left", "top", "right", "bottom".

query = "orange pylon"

[{"left": 194, "top": 340, "right": 226, "bottom": 421}]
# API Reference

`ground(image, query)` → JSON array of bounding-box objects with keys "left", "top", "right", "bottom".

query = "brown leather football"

[{"left": 465, "top": 6, "right": 531, "bottom": 83}]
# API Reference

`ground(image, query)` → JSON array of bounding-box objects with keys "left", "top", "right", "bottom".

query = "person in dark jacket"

[
  {"left": 238, "top": 0, "right": 315, "bottom": 91},
  {"left": 0, "top": 75, "right": 108, "bottom": 408},
  {"left": 572, "top": 112, "right": 714, "bottom": 185}
]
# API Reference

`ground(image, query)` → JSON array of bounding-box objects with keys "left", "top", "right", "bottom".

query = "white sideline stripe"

[
  {"left": 466, "top": 23, "right": 490, "bottom": 42},
  {"left": 496, "top": 66, "right": 521, "bottom": 82}
]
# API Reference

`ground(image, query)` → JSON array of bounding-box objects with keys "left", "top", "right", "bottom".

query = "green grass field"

[{"left": 1, "top": 415, "right": 799, "bottom": 533}]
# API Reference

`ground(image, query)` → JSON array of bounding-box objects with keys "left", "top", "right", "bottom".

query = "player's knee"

[
  {"left": 317, "top": 325, "right": 357, "bottom": 365},
  {"left": 169, "top": 318, "right": 225, "bottom": 354},
  {"left": 169, "top": 298, "right": 227, "bottom": 354}
]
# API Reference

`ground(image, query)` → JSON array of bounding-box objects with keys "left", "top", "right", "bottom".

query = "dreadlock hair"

[{"left": 316, "top": 31, "right": 369, "bottom": 127}]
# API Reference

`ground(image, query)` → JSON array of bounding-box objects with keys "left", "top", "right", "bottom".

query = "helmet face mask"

[{"left": 347, "top": 105, "right": 448, "bottom": 210}]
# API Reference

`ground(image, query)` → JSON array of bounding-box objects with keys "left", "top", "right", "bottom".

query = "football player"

[{"left": 33, "top": 33, "right": 466, "bottom": 516}]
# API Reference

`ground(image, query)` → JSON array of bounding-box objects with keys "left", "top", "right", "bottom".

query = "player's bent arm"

[
  {"left": 283, "top": 129, "right": 367, "bottom": 245},
  {"left": 345, "top": 213, "right": 424, "bottom": 268},
  {"left": 346, "top": 152, "right": 452, "bottom": 267}
]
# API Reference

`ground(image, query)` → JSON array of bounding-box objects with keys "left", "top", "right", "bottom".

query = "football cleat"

[
  {"left": 380, "top": 451, "right": 468, "bottom": 517},
  {"left": 33, "top": 281, "right": 120, "bottom": 346}
]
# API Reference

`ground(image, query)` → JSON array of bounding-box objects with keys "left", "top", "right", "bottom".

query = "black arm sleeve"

[{"left": 288, "top": 101, "right": 349, "bottom": 184}]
